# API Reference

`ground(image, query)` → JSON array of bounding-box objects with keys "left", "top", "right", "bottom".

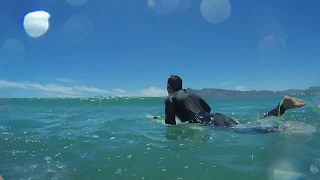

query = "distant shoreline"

[
  {"left": 186, "top": 86, "right": 320, "bottom": 99},
  {"left": 0, "top": 86, "right": 319, "bottom": 99}
]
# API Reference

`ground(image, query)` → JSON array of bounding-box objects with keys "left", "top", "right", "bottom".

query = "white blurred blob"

[
  {"left": 66, "top": 0, "right": 88, "bottom": 6},
  {"left": 147, "top": 0, "right": 180, "bottom": 14},
  {"left": 257, "top": 24, "right": 286, "bottom": 44},
  {"left": 0, "top": 39, "right": 25, "bottom": 63},
  {"left": 147, "top": 0, "right": 155, "bottom": 8},
  {"left": 23, "top": 11, "right": 50, "bottom": 38},
  {"left": 251, "top": 6, "right": 288, "bottom": 60},
  {"left": 200, "top": 0, "right": 231, "bottom": 24},
  {"left": 175, "top": 0, "right": 193, "bottom": 13},
  {"left": 268, "top": 159, "right": 306, "bottom": 180},
  {"left": 257, "top": 35, "right": 286, "bottom": 59},
  {"left": 251, "top": 7, "right": 286, "bottom": 39},
  {"left": 64, "top": 15, "right": 94, "bottom": 45},
  {"left": 310, "top": 164, "right": 319, "bottom": 174}
]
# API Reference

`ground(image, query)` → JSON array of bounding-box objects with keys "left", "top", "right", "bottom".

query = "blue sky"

[{"left": 0, "top": 0, "right": 319, "bottom": 97}]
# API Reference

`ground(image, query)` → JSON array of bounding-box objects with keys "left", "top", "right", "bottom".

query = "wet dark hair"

[{"left": 167, "top": 75, "right": 183, "bottom": 92}]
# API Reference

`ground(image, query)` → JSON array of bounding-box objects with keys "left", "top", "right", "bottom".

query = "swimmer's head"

[{"left": 167, "top": 75, "right": 183, "bottom": 94}]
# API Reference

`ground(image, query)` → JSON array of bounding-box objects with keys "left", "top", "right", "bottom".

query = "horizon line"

[{"left": 0, "top": 86, "right": 319, "bottom": 99}]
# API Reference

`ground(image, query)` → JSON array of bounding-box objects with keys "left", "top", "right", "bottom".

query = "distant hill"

[{"left": 186, "top": 86, "right": 320, "bottom": 99}]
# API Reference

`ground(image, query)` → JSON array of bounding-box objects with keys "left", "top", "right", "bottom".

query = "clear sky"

[{"left": 0, "top": 0, "right": 319, "bottom": 97}]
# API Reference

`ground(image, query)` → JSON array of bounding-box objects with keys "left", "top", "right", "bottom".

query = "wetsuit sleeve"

[
  {"left": 164, "top": 98, "right": 176, "bottom": 125},
  {"left": 199, "top": 97, "right": 211, "bottom": 113},
  {"left": 261, "top": 103, "right": 286, "bottom": 118}
]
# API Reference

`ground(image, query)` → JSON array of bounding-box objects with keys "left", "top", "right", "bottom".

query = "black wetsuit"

[{"left": 163, "top": 89, "right": 286, "bottom": 133}]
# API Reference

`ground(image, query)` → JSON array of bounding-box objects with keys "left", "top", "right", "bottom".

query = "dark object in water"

[{"left": 0, "top": 102, "right": 3, "bottom": 106}]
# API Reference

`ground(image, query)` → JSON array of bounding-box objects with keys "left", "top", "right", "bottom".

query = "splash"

[{"left": 278, "top": 121, "right": 316, "bottom": 136}]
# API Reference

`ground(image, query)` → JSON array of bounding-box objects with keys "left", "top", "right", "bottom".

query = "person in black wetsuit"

[{"left": 156, "top": 75, "right": 306, "bottom": 133}]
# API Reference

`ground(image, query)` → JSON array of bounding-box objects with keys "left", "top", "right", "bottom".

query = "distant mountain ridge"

[{"left": 186, "top": 86, "right": 320, "bottom": 99}]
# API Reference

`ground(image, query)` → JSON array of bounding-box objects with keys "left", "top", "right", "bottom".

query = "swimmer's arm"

[
  {"left": 199, "top": 97, "right": 211, "bottom": 113},
  {"left": 260, "top": 103, "right": 286, "bottom": 119},
  {"left": 165, "top": 98, "right": 176, "bottom": 125}
]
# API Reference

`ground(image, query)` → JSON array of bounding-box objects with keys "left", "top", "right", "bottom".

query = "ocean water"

[{"left": 0, "top": 96, "right": 319, "bottom": 180}]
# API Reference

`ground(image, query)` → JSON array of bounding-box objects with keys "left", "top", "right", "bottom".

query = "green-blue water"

[{"left": 0, "top": 96, "right": 319, "bottom": 180}]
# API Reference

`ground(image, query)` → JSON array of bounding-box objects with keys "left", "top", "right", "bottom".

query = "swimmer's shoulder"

[{"left": 164, "top": 95, "right": 174, "bottom": 105}]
